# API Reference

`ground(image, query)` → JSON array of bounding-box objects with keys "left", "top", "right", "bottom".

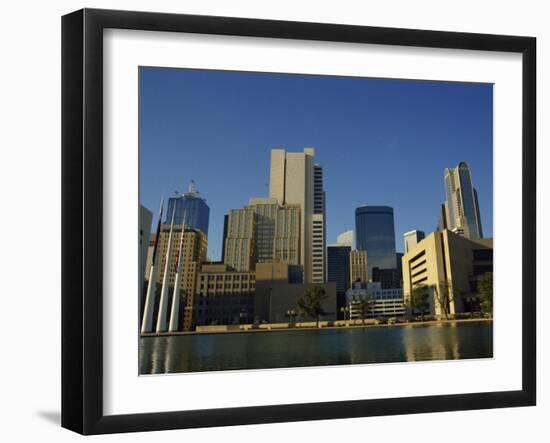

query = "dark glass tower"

[
  {"left": 355, "top": 205, "right": 397, "bottom": 276},
  {"left": 327, "top": 245, "right": 351, "bottom": 319},
  {"left": 165, "top": 180, "right": 210, "bottom": 236}
]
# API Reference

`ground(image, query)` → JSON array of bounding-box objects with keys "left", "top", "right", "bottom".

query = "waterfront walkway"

[{"left": 141, "top": 317, "right": 493, "bottom": 337}]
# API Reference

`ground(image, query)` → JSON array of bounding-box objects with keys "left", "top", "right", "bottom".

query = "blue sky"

[{"left": 139, "top": 67, "right": 493, "bottom": 259}]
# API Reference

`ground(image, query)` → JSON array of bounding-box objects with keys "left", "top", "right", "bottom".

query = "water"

[{"left": 139, "top": 321, "right": 493, "bottom": 374}]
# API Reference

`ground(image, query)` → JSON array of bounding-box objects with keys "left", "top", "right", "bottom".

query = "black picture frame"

[{"left": 61, "top": 8, "right": 536, "bottom": 435}]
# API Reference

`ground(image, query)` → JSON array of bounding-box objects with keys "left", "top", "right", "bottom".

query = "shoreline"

[{"left": 141, "top": 317, "right": 493, "bottom": 338}]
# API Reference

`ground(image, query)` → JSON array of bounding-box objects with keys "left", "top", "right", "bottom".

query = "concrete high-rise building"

[
  {"left": 249, "top": 198, "right": 301, "bottom": 267},
  {"left": 438, "top": 161, "right": 483, "bottom": 240},
  {"left": 336, "top": 230, "right": 354, "bottom": 248},
  {"left": 269, "top": 148, "right": 325, "bottom": 283},
  {"left": 223, "top": 199, "right": 301, "bottom": 274},
  {"left": 165, "top": 180, "right": 210, "bottom": 236},
  {"left": 223, "top": 207, "right": 256, "bottom": 272},
  {"left": 404, "top": 230, "right": 425, "bottom": 253},
  {"left": 402, "top": 229, "right": 493, "bottom": 318},
  {"left": 153, "top": 224, "right": 208, "bottom": 330},
  {"left": 349, "top": 249, "right": 368, "bottom": 285},
  {"left": 355, "top": 205, "right": 397, "bottom": 276}
]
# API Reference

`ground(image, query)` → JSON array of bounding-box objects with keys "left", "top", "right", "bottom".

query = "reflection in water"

[{"left": 140, "top": 321, "right": 493, "bottom": 374}]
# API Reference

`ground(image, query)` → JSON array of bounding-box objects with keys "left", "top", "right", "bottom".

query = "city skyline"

[{"left": 140, "top": 67, "right": 493, "bottom": 259}]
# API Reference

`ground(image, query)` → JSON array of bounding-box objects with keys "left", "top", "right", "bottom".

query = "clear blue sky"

[{"left": 139, "top": 67, "right": 493, "bottom": 259}]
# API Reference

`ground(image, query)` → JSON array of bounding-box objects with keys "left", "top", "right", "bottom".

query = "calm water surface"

[{"left": 139, "top": 321, "right": 493, "bottom": 374}]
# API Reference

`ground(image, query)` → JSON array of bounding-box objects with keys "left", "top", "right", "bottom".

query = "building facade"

[
  {"left": 165, "top": 180, "right": 210, "bottom": 236},
  {"left": 223, "top": 207, "right": 256, "bottom": 272},
  {"left": 151, "top": 224, "right": 208, "bottom": 330},
  {"left": 345, "top": 281, "right": 405, "bottom": 319},
  {"left": 404, "top": 229, "right": 425, "bottom": 253},
  {"left": 194, "top": 263, "right": 256, "bottom": 326},
  {"left": 349, "top": 249, "right": 368, "bottom": 285},
  {"left": 402, "top": 229, "right": 493, "bottom": 318},
  {"left": 327, "top": 245, "right": 351, "bottom": 318},
  {"left": 438, "top": 161, "right": 483, "bottom": 240},
  {"left": 223, "top": 199, "right": 301, "bottom": 273},
  {"left": 355, "top": 205, "right": 397, "bottom": 276},
  {"left": 269, "top": 148, "right": 325, "bottom": 283}
]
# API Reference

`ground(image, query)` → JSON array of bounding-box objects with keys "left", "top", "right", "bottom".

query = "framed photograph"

[{"left": 61, "top": 8, "right": 536, "bottom": 435}]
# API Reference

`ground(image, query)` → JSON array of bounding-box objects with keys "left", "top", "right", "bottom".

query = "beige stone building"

[
  {"left": 401, "top": 229, "right": 493, "bottom": 318},
  {"left": 194, "top": 263, "right": 256, "bottom": 326},
  {"left": 223, "top": 199, "right": 301, "bottom": 273},
  {"left": 223, "top": 207, "right": 256, "bottom": 272},
  {"left": 269, "top": 148, "right": 325, "bottom": 283},
  {"left": 349, "top": 249, "right": 368, "bottom": 285},
  {"left": 154, "top": 225, "right": 207, "bottom": 330}
]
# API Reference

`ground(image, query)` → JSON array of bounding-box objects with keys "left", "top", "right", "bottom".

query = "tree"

[
  {"left": 354, "top": 294, "right": 376, "bottom": 325},
  {"left": 297, "top": 285, "right": 327, "bottom": 328},
  {"left": 431, "top": 280, "right": 455, "bottom": 320},
  {"left": 407, "top": 284, "right": 430, "bottom": 321},
  {"left": 478, "top": 272, "right": 493, "bottom": 317}
]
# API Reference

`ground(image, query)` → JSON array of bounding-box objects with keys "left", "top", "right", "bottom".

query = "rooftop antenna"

[{"left": 188, "top": 179, "right": 196, "bottom": 194}]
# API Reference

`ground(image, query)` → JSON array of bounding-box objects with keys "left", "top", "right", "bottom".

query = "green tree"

[
  {"left": 478, "top": 272, "right": 493, "bottom": 316},
  {"left": 297, "top": 285, "right": 327, "bottom": 328},
  {"left": 354, "top": 294, "right": 375, "bottom": 325},
  {"left": 407, "top": 284, "right": 430, "bottom": 321},
  {"left": 431, "top": 280, "right": 455, "bottom": 320}
]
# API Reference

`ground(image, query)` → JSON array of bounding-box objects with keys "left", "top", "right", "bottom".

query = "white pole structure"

[
  {"left": 156, "top": 206, "right": 177, "bottom": 333},
  {"left": 168, "top": 215, "right": 187, "bottom": 332},
  {"left": 141, "top": 198, "right": 164, "bottom": 334}
]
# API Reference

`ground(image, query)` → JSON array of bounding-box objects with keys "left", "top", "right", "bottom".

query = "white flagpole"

[
  {"left": 141, "top": 198, "right": 163, "bottom": 334},
  {"left": 169, "top": 214, "right": 187, "bottom": 332},
  {"left": 156, "top": 205, "right": 177, "bottom": 332}
]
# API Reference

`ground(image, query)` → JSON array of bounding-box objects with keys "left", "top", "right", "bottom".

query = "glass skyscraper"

[
  {"left": 439, "top": 161, "right": 483, "bottom": 240},
  {"left": 327, "top": 244, "right": 351, "bottom": 319},
  {"left": 355, "top": 205, "right": 397, "bottom": 276},
  {"left": 327, "top": 245, "right": 351, "bottom": 295},
  {"left": 165, "top": 180, "right": 210, "bottom": 236}
]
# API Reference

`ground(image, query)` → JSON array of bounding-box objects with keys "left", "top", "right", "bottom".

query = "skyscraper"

[
  {"left": 165, "top": 180, "right": 210, "bottom": 236},
  {"left": 404, "top": 230, "right": 425, "bottom": 253},
  {"left": 355, "top": 205, "right": 397, "bottom": 277},
  {"left": 269, "top": 148, "right": 326, "bottom": 283},
  {"left": 349, "top": 249, "right": 368, "bottom": 285},
  {"left": 223, "top": 198, "right": 301, "bottom": 273},
  {"left": 438, "top": 161, "right": 483, "bottom": 240},
  {"left": 326, "top": 245, "right": 351, "bottom": 319},
  {"left": 327, "top": 245, "right": 351, "bottom": 294}
]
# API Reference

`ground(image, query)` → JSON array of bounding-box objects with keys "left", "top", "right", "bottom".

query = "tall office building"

[
  {"left": 153, "top": 224, "right": 208, "bottom": 330},
  {"left": 269, "top": 148, "right": 326, "bottom": 283},
  {"left": 327, "top": 245, "right": 351, "bottom": 293},
  {"left": 165, "top": 180, "right": 210, "bottom": 236},
  {"left": 438, "top": 161, "right": 483, "bottom": 240},
  {"left": 355, "top": 205, "right": 397, "bottom": 277},
  {"left": 223, "top": 207, "right": 256, "bottom": 272},
  {"left": 349, "top": 249, "right": 369, "bottom": 285},
  {"left": 223, "top": 198, "right": 301, "bottom": 273},
  {"left": 404, "top": 230, "right": 425, "bottom": 253},
  {"left": 249, "top": 198, "right": 301, "bottom": 266},
  {"left": 327, "top": 245, "right": 351, "bottom": 318}
]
